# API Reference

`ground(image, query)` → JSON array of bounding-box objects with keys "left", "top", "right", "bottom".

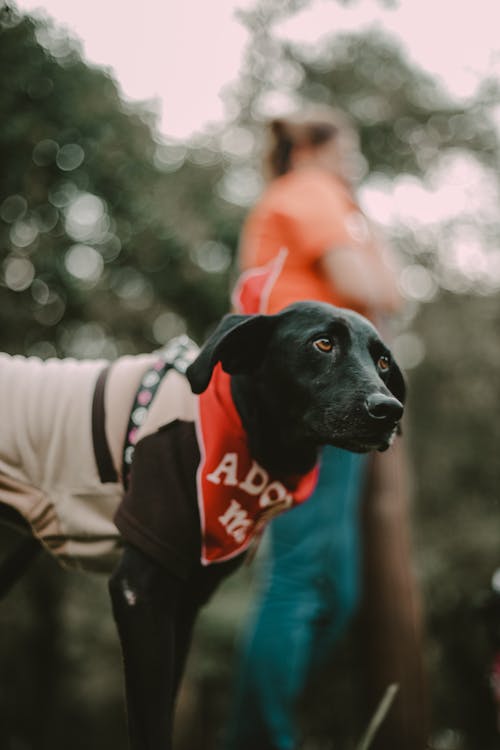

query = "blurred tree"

[
  {"left": 0, "top": 3, "right": 244, "bottom": 360},
  {"left": 408, "top": 291, "right": 500, "bottom": 750}
]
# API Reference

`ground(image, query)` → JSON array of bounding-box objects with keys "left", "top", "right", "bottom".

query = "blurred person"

[{"left": 223, "top": 105, "right": 427, "bottom": 750}]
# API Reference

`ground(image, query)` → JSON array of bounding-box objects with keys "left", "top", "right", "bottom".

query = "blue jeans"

[{"left": 223, "top": 446, "right": 367, "bottom": 750}]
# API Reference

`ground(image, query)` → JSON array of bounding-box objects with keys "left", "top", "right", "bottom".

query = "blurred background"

[{"left": 1, "top": 0, "right": 500, "bottom": 748}]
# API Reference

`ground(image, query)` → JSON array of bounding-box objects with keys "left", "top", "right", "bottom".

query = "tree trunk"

[{"left": 361, "top": 437, "right": 429, "bottom": 750}]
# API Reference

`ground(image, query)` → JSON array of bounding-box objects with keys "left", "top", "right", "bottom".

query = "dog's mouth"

[
  {"left": 302, "top": 405, "right": 402, "bottom": 454},
  {"left": 373, "top": 425, "right": 399, "bottom": 452},
  {"left": 323, "top": 422, "right": 400, "bottom": 454}
]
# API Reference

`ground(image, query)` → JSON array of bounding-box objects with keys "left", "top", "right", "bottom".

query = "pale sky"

[{"left": 13, "top": 0, "right": 500, "bottom": 139}]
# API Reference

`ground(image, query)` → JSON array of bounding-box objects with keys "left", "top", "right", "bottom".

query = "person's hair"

[{"left": 264, "top": 105, "right": 354, "bottom": 180}]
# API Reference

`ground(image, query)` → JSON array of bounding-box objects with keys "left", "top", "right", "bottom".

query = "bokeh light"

[
  {"left": 56, "top": 143, "right": 85, "bottom": 171},
  {"left": 65, "top": 193, "right": 108, "bottom": 243},
  {"left": 64, "top": 244, "right": 104, "bottom": 284},
  {"left": 3, "top": 255, "right": 35, "bottom": 291}
]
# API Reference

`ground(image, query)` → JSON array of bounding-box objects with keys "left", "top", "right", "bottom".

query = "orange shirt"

[{"left": 235, "top": 167, "right": 373, "bottom": 315}]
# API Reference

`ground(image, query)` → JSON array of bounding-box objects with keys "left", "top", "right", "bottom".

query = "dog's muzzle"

[{"left": 360, "top": 394, "right": 404, "bottom": 452}]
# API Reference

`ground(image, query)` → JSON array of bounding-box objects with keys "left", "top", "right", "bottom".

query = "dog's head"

[{"left": 186, "top": 301, "right": 405, "bottom": 454}]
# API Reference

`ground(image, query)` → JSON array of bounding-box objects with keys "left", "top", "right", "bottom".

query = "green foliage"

[
  {"left": 0, "top": 5, "right": 243, "bottom": 358},
  {"left": 298, "top": 32, "right": 495, "bottom": 171},
  {"left": 409, "top": 293, "right": 500, "bottom": 748}
]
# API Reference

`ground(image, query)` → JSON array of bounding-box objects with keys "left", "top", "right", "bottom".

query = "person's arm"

[{"left": 320, "top": 240, "right": 402, "bottom": 315}]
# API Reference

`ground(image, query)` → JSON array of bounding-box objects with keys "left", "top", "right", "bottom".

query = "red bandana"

[{"left": 195, "top": 363, "right": 319, "bottom": 564}]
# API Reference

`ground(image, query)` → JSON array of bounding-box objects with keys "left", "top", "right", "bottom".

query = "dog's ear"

[
  {"left": 186, "top": 313, "right": 278, "bottom": 394},
  {"left": 387, "top": 359, "right": 406, "bottom": 404}
]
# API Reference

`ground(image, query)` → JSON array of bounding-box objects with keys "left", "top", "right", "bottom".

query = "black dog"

[{"left": 0, "top": 301, "right": 405, "bottom": 749}]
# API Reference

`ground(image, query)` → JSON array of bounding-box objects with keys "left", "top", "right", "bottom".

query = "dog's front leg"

[{"left": 109, "top": 544, "right": 183, "bottom": 750}]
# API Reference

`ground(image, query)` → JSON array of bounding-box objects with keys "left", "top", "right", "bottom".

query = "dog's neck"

[{"left": 230, "top": 374, "right": 319, "bottom": 477}]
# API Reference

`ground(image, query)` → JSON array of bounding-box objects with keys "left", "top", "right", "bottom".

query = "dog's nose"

[{"left": 365, "top": 393, "right": 403, "bottom": 422}]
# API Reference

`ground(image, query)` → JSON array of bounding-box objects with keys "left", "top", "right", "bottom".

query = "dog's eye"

[
  {"left": 377, "top": 355, "right": 390, "bottom": 372},
  {"left": 313, "top": 338, "right": 334, "bottom": 353}
]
